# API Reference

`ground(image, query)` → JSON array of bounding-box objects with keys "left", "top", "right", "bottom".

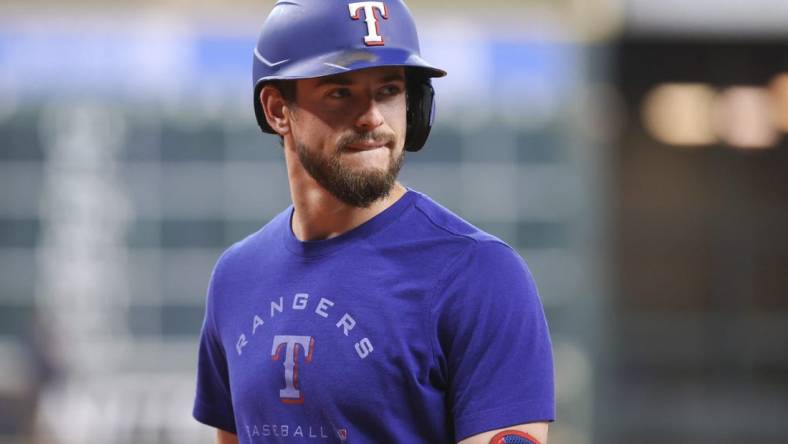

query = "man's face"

[{"left": 286, "top": 66, "right": 407, "bottom": 208}]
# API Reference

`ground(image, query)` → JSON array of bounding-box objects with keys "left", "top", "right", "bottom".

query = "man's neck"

[{"left": 285, "top": 155, "right": 407, "bottom": 242}]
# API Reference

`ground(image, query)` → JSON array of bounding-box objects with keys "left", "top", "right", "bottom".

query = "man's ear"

[{"left": 260, "top": 85, "right": 291, "bottom": 136}]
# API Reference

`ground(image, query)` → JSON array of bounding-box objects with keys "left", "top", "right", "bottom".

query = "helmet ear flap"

[{"left": 404, "top": 77, "right": 436, "bottom": 152}]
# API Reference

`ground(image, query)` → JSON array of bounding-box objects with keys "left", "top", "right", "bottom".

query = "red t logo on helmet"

[{"left": 348, "top": 1, "right": 389, "bottom": 46}]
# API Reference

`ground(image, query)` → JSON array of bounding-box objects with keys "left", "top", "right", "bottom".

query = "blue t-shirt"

[{"left": 193, "top": 190, "right": 555, "bottom": 443}]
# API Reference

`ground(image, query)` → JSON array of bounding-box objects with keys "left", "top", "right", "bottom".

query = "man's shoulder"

[
  {"left": 408, "top": 193, "right": 537, "bottom": 311},
  {"left": 409, "top": 193, "right": 526, "bottom": 271},
  {"left": 213, "top": 206, "right": 291, "bottom": 271},
  {"left": 407, "top": 190, "right": 504, "bottom": 246}
]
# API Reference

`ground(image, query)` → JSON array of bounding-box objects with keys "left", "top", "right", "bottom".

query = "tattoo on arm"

[{"left": 489, "top": 430, "right": 542, "bottom": 444}]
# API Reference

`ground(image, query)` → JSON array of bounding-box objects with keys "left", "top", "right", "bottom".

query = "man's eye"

[
  {"left": 328, "top": 88, "right": 350, "bottom": 99},
  {"left": 380, "top": 85, "right": 403, "bottom": 96}
]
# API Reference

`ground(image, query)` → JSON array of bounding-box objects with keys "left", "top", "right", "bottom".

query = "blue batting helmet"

[{"left": 252, "top": 0, "right": 447, "bottom": 151}]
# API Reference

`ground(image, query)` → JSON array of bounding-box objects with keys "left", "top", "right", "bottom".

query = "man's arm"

[
  {"left": 216, "top": 429, "right": 238, "bottom": 444},
  {"left": 458, "top": 422, "right": 548, "bottom": 444}
]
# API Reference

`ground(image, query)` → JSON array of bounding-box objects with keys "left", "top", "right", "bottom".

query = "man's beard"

[{"left": 296, "top": 131, "right": 404, "bottom": 208}]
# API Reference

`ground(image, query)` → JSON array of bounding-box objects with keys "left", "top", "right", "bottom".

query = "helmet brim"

[{"left": 254, "top": 46, "right": 446, "bottom": 84}]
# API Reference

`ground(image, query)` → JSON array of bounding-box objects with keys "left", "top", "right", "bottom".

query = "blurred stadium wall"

[
  {"left": 608, "top": 4, "right": 788, "bottom": 444},
  {"left": 1, "top": 1, "right": 787, "bottom": 444}
]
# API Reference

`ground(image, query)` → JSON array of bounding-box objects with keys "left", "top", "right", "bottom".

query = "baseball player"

[{"left": 193, "top": 1, "right": 555, "bottom": 443}]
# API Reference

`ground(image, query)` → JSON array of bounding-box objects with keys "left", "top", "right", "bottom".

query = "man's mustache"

[{"left": 337, "top": 131, "right": 396, "bottom": 152}]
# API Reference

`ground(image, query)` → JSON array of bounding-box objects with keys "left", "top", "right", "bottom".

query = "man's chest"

[{"left": 215, "top": 277, "right": 442, "bottom": 442}]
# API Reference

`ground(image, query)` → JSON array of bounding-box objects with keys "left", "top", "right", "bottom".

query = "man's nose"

[{"left": 354, "top": 98, "right": 385, "bottom": 131}]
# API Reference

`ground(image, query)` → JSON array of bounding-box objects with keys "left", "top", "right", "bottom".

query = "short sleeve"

[
  {"left": 193, "top": 264, "right": 237, "bottom": 434},
  {"left": 430, "top": 240, "right": 555, "bottom": 441}
]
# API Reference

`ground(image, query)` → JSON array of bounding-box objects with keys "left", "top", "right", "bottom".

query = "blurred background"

[{"left": 1, "top": 0, "right": 787, "bottom": 443}]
